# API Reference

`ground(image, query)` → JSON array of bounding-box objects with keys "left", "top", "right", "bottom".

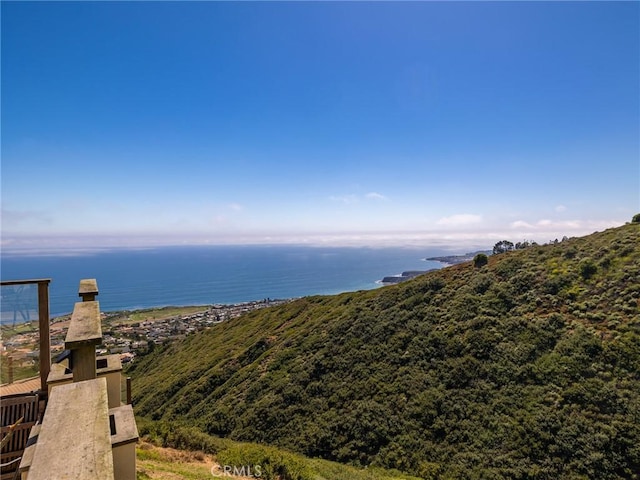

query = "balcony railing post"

[
  {"left": 37, "top": 280, "right": 51, "bottom": 392},
  {"left": 126, "top": 377, "right": 132, "bottom": 405},
  {"left": 78, "top": 278, "right": 99, "bottom": 302}
]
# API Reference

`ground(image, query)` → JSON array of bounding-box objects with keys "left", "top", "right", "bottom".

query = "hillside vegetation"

[{"left": 130, "top": 223, "right": 640, "bottom": 479}]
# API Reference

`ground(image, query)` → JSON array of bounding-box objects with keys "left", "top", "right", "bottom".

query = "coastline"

[{"left": 379, "top": 251, "right": 491, "bottom": 285}]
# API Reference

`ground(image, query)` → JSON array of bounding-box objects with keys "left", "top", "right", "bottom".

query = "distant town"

[{"left": 1, "top": 299, "right": 292, "bottom": 376}]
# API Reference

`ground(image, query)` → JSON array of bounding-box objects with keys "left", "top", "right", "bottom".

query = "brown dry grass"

[{"left": 136, "top": 441, "right": 255, "bottom": 480}]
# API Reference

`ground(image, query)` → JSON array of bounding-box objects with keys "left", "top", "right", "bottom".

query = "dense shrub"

[
  {"left": 473, "top": 253, "right": 488, "bottom": 268},
  {"left": 216, "top": 444, "right": 313, "bottom": 480},
  {"left": 579, "top": 258, "right": 598, "bottom": 280},
  {"left": 137, "top": 419, "right": 226, "bottom": 454}
]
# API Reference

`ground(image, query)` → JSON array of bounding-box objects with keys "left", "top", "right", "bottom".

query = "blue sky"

[{"left": 2, "top": 1, "right": 639, "bottom": 250}]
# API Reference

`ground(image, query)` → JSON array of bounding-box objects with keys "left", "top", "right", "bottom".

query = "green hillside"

[{"left": 129, "top": 223, "right": 640, "bottom": 479}]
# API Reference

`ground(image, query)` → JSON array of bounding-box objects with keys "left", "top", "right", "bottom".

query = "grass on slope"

[{"left": 137, "top": 420, "right": 421, "bottom": 480}]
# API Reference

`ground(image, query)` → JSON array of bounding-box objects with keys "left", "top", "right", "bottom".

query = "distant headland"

[
  {"left": 380, "top": 250, "right": 492, "bottom": 284},
  {"left": 426, "top": 250, "right": 493, "bottom": 266},
  {"left": 380, "top": 270, "right": 434, "bottom": 284}
]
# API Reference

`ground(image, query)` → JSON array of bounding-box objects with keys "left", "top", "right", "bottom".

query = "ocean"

[{"left": 0, "top": 245, "right": 447, "bottom": 321}]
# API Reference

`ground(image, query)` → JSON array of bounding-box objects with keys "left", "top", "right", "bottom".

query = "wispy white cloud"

[
  {"left": 512, "top": 219, "right": 584, "bottom": 229},
  {"left": 329, "top": 194, "right": 359, "bottom": 204},
  {"left": 228, "top": 203, "right": 244, "bottom": 211},
  {"left": 329, "top": 192, "right": 388, "bottom": 204},
  {"left": 536, "top": 218, "right": 582, "bottom": 229},
  {"left": 1, "top": 208, "right": 53, "bottom": 230},
  {"left": 510, "top": 220, "right": 534, "bottom": 229},
  {"left": 365, "top": 192, "right": 388, "bottom": 201},
  {"left": 436, "top": 214, "right": 482, "bottom": 227},
  {"left": 509, "top": 218, "right": 621, "bottom": 239},
  {"left": 555, "top": 204, "right": 567, "bottom": 213}
]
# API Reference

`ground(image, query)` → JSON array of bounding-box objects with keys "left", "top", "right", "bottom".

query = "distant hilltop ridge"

[{"left": 381, "top": 250, "right": 492, "bottom": 284}]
